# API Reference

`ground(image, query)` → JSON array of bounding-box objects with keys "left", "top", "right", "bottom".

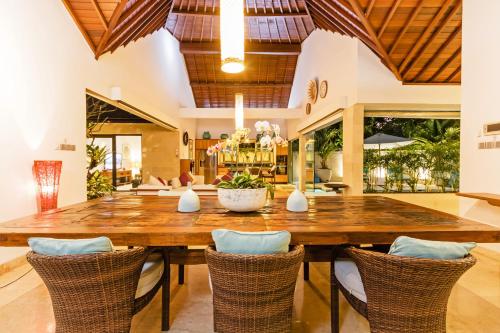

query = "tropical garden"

[{"left": 363, "top": 117, "right": 460, "bottom": 193}]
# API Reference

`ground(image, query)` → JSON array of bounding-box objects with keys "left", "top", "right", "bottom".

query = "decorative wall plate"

[
  {"left": 320, "top": 80, "right": 328, "bottom": 98},
  {"left": 307, "top": 79, "right": 318, "bottom": 104},
  {"left": 306, "top": 103, "right": 312, "bottom": 115},
  {"left": 183, "top": 131, "right": 189, "bottom": 145}
]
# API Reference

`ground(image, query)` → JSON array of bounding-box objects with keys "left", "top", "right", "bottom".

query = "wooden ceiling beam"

[
  {"left": 428, "top": 47, "right": 461, "bottom": 82},
  {"left": 316, "top": 0, "right": 368, "bottom": 38},
  {"left": 190, "top": 82, "right": 293, "bottom": 89},
  {"left": 365, "top": 0, "right": 376, "bottom": 17},
  {"left": 171, "top": 7, "right": 309, "bottom": 17},
  {"left": 127, "top": 7, "right": 169, "bottom": 46},
  {"left": 347, "top": 0, "right": 402, "bottom": 81},
  {"left": 106, "top": 0, "right": 157, "bottom": 51},
  {"left": 398, "top": 0, "right": 454, "bottom": 75},
  {"left": 90, "top": 0, "right": 108, "bottom": 29},
  {"left": 412, "top": 24, "right": 461, "bottom": 82},
  {"left": 389, "top": 0, "right": 425, "bottom": 55},
  {"left": 445, "top": 66, "right": 461, "bottom": 82},
  {"left": 308, "top": 5, "right": 351, "bottom": 36},
  {"left": 109, "top": 1, "right": 169, "bottom": 53},
  {"left": 180, "top": 42, "right": 301, "bottom": 55},
  {"left": 95, "top": 0, "right": 128, "bottom": 58},
  {"left": 402, "top": 1, "right": 462, "bottom": 80},
  {"left": 377, "top": 0, "right": 402, "bottom": 38},
  {"left": 118, "top": 0, "right": 148, "bottom": 26},
  {"left": 61, "top": 0, "right": 96, "bottom": 54}
]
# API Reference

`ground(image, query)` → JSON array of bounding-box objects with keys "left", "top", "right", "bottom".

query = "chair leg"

[
  {"left": 178, "top": 264, "right": 185, "bottom": 285},
  {"left": 303, "top": 262, "right": 310, "bottom": 281},
  {"left": 331, "top": 255, "right": 339, "bottom": 333},
  {"left": 162, "top": 250, "right": 171, "bottom": 332}
]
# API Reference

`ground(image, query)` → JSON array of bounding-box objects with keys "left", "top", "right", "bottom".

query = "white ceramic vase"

[
  {"left": 286, "top": 184, "right": 308, "bottom": 212},
  {"left": 217, "top": 188, "right": 267, "bottom": 212},
  {"left": 178, "top": 183, "right": 200, "bottom": 212}
]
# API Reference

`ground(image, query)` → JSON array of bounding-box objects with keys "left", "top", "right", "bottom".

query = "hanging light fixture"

[
  {"left": 220, "top": 0, "right": 245, "bottom": 73},
  {"left": 33, "top": 160, "right": 62, "bottom": 212},
  {"left": 235, "top": 94, "right": 244, "bottom": 129}
]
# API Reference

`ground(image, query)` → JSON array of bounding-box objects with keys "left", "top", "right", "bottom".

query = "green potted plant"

[
  {"left": 216, "top": 172, "right": 274, "bottom": 212},
  {"left": 314, "top": 126, "right": 343, "bottom": 182}
]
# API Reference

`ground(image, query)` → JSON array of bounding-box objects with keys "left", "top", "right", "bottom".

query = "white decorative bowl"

[{"left": 217, "top": 188, "right": 268, "bottom": 212}]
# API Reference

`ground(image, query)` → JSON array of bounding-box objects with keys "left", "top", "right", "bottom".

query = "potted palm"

[{"left": 314, "top": 127, "right": 342, "bottom": 182}]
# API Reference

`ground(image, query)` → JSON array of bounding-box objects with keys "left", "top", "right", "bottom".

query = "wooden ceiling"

[{"left": 64, "top": 0, "right": 462, "bottom": 108}]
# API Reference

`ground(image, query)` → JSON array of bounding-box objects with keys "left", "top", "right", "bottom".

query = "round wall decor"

[
  {"left": 307, "top": 79, "right": 318, "bottom": 104},
  {"left": 182, "top": 131, "right": 189, "bottom": 146},
  {"left": 306, "top": 103, "right": 312, "bottom": 115},
  {"left": 320, "top": 80, "right": 328, "bottom": 98}
]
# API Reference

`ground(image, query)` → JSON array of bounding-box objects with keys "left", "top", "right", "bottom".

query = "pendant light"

[
  {"left": 235, "top": 94, "right": 244, "bottom": 129},
  {"left": 220, "top": 0, "right": 245, "bottom": 73}
]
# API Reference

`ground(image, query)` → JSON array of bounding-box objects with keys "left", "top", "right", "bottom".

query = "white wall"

[
  {"left": 288, "top": 30, "right": 358, "bottom": 136},
  {"left": 0, "top": 0, "right": 195, "bottom": 262},
  {"left": 460, "top": 0, "right": 500, "bottom": 252},
  {"left": 287, "top": 30, "right": 461, "bottom": 138}
]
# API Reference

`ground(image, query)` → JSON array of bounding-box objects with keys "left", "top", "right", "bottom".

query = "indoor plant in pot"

[
  {"left": 314, "top": 126, "right": 343, "bottom": 182},
  {"left": 216, "top": 172, "right": 274, "bottom": 212}
]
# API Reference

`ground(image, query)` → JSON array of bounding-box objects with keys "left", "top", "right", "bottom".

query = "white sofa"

[{"left": 136, "top": 175, "right": 217, "bottom": 196}]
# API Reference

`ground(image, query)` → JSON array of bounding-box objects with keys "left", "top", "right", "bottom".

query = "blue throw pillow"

[
  {"left": 211, "top": 229, "right": 291, "bottom": 254},
  {"left": 28, "top": 237, "right": 113, "bottom": 256},
  {"left": 389, "top": 236, "right": 476, "bottom": 260}
]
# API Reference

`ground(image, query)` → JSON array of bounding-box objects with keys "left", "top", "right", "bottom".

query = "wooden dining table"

[
  {"left": 1, "top": 194, "right": 499, "bottom": 247},
  {"left": 2, "top": 194, "right": 498, "bottom": 331}
]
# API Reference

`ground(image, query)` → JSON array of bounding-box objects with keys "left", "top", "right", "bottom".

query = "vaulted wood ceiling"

[{"left": 64, "top": 0, "right": 462, "bottom": 108}]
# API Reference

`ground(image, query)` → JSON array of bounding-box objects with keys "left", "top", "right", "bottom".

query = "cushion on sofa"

[
  {"left": 148, "top": 175, "right": 164, "bottom": 186},
  {"left": 179, "top": 172, "right": 192, "bottom": 186}
]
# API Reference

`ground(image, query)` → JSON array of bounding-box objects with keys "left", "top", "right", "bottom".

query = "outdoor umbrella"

[{"left": 363, "top": 133, "right": 413, "bottom": 151}]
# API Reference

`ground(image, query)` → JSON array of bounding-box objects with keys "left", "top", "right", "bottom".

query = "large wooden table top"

[{"left": 0, "top": 195, "right": 499, "bottom": 246}]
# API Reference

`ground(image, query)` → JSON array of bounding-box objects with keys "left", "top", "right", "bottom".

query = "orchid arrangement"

[{"left": 254, "top": 121, "right": 288, "bottom": 149}]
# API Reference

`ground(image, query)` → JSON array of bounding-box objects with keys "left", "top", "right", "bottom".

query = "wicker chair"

[
  {"left": 27, "top": 247, "right": 166, "bottom": 333},
  {"left": 331, "top": 247, "right": 476, "bottom": 333},
  {"left": 206, "top": 245, "right": 304, "bottom": 333}
]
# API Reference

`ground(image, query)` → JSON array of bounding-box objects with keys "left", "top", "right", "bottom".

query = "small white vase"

[
  {"left": 286, "top": 184, "right": 308, "bottom": 212},
  {"left": 178, "top": 182, "right": 200, "bottom": 212}
]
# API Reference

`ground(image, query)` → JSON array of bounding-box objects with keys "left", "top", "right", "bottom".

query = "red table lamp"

[{"left": 33, "top": 160, "right": 62, "bottom": 212}]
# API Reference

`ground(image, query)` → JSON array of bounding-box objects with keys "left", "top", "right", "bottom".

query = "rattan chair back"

[
  {"left": 27, "top": 247, "right": 152, "bottom": 333},
  {"left": 346, "top": 247, "right": 476, "bottom": 333},
  {"left": 205, "top": 245, "right": 304, "bottom": 333}
]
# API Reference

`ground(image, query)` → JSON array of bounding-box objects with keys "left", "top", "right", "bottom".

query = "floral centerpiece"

[{"left": 207, "top": 121, "right": 287, "bottom": 212}]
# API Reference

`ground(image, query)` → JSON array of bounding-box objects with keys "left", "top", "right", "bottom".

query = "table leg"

[
  {"left": 303, "top": 262, "right": 310, "bottom": 281},
  {"left": 178, "top": 264, "right": 185, "bottom": 285},
  {"left": 331, "top": 248, "right": 340, "bottom": 333},
  {"left": 162, "top": 249, "right": 171, "bottom": 332}
]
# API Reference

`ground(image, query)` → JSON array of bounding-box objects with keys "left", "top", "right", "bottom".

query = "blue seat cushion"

[
  {"left": 211, "top": 229, "right": 291, "bottom": 254},
  {"left": 28, "top": 236, "right": 113, "bottom": 256},
  {"left": 389, "top": 236, "right": 476, "bottom": 260}
]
